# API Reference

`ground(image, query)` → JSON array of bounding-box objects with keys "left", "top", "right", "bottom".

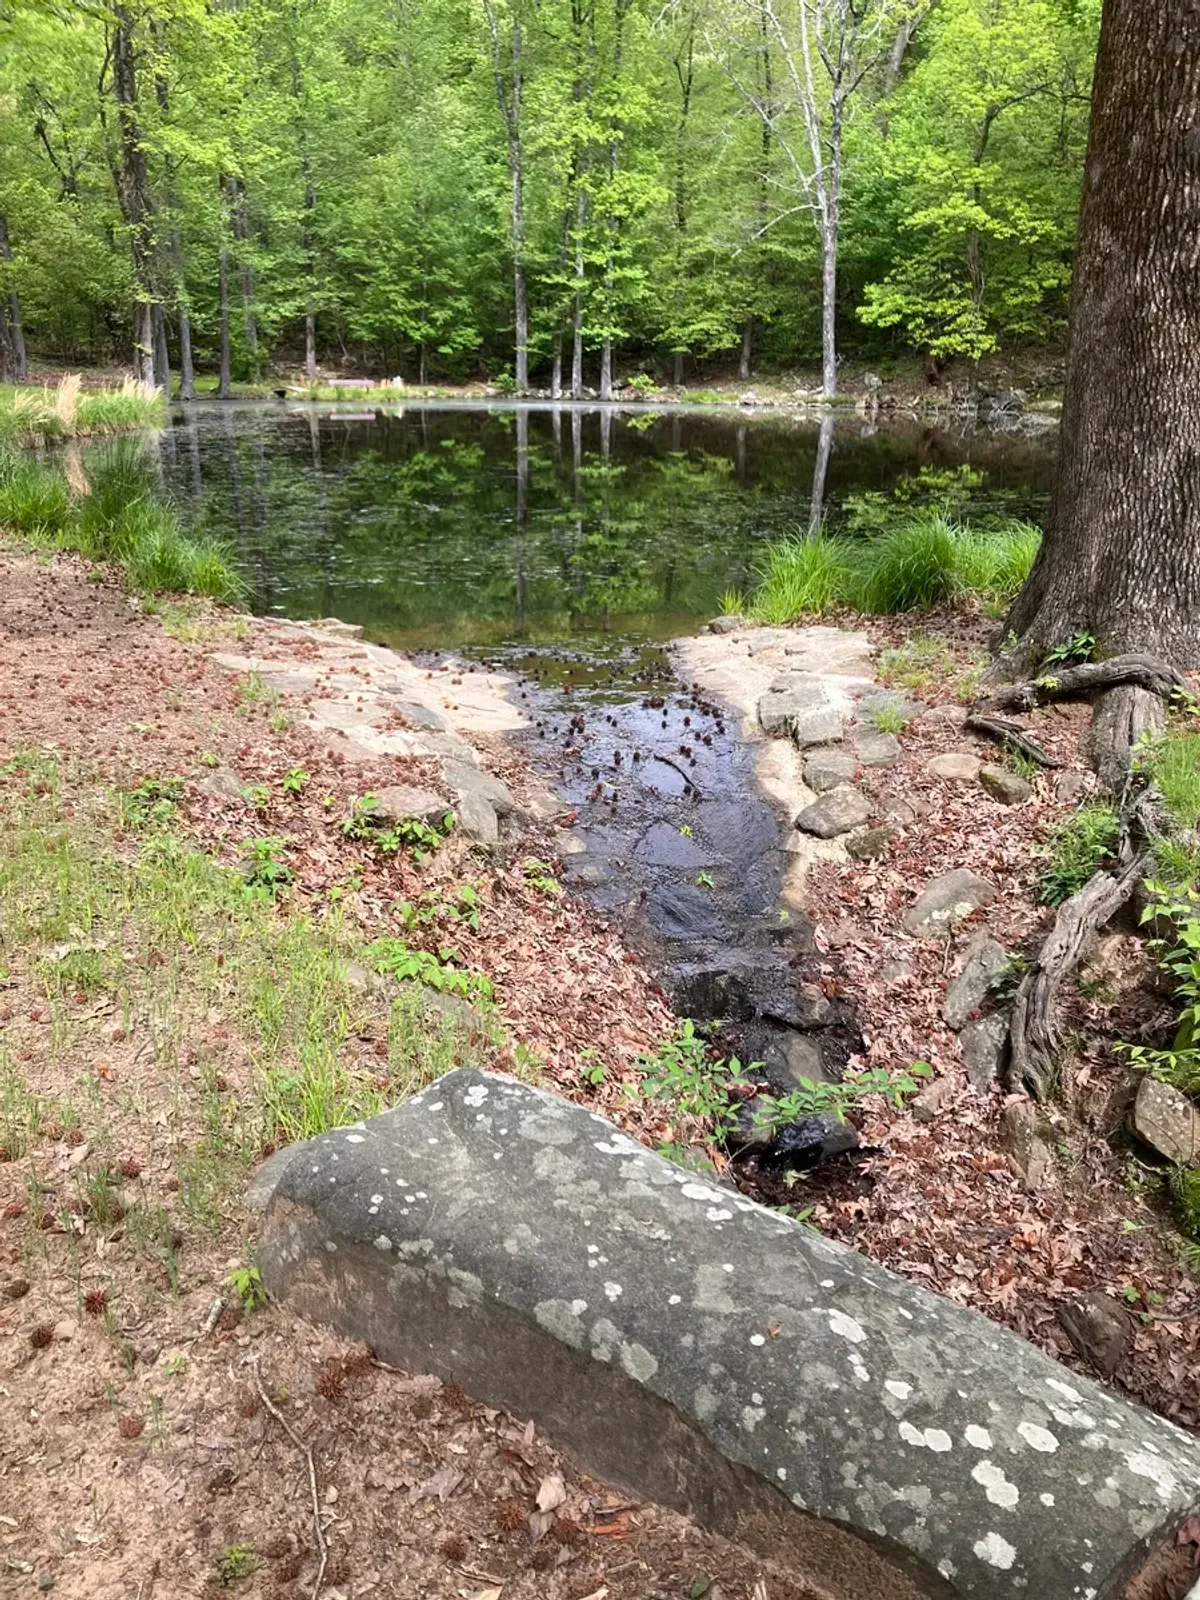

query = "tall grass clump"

[
  {"left": 1142, "top": 731, "right": 1200, "bottom": 832},
  {"left": 750, "top": 534, "right": 855, "bottom": 624},
  {"left": 849, "top": 514, "right": 963, "bottom": 613},
  {"left": 0, "top": 375, "right": 165, "bottom": 442},
  {"left": 0, "top": 451, "right": 71, "bottom": 535}
]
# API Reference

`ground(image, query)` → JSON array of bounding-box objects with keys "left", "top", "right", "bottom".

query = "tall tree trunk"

[
  {"left": 152, "top": 301, "right": 171, "bottom": 393},
  {"left": 484, "top": 0, "right": 529, "bottom": 394},
  {"left": 173, "top": 231, "right": 195, "bottom": 400},
  {"left": 551, "top": 330, "right": 563, "bottom": 398},
  {"left": 571, "top": 181, "right": 587, "bottom": 397},
  {"left": 228, "top": 176, "right": 258, "bottom": 378},
  {"left": 217, "top": 236, "right": 232, "bottom": 400},
  {"left": 809, "top": 412, "right": 834, "bottom": 531},
  {"left": 112, "top": 6, "right": 158, "bottom": 387},
  {"left": 0, "top": 214, "right": 27, "bottom": 380},
  {"left": 1003, "top": 0, "right": 1200, "bottom": 673},
  {"left": 739, "top": 320, "right": 752, "bottom": 382},
  {"left": 670, "top": 17, "right": 694, "bottom": 393}
]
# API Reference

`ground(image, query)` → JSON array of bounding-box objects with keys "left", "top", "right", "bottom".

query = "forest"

[{"left": 0, "top": 0, "right": 1099, "bottom": 392}]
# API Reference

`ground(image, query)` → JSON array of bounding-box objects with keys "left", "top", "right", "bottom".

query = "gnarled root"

[
  {"left": 978, "top": 653, "right": 1185, "bottom": 716},
  {"left": 963, "top": 713, "right": 1062, "bottom": 769}
]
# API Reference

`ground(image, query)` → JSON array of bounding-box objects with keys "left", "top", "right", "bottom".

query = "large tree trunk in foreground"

[{"left": 1002, "top": 0, "right": 1200, "bottom": 673}]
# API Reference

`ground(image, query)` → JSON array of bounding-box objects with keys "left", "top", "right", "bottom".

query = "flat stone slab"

[
  {"left": 926, "top": 753, "right": 982, "bottom": 782},
  {"left": 804, "top": 749, "right": 859, "bottom": 794},
  {"left": 795, "top": 784, "right": 871, "bottom": 839},
  {"left": 758, "top": 675, "right": 846, "bottom": 747},
  {"left": 1133, "top": 1077, "right": 1200, "bottom": 1166},
  {"left": 634, "top": 822, "right": 716, "bottom": 869},
  {"left": 253, "top": 1072, "right": 1200, "bottom": 1600},
  {"left": 944, "top": 934, "right": 1010, "bottom": 1030},
  {"left": 851, "top": 730, "right": 901, "bottom": 767},
  {"left": 903, "top": 870, "right": 998, "bottom": 938}
]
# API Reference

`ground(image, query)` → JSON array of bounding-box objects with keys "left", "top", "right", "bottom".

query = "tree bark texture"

[
  {"left": 1003, "top": 0, "right": 1200, "bottom": 670},
  {"left": 217, "top": 234, "right": 232, "bottom": 399},
  {"left": 112, "top": 8, "right": 158, "bottom": 387},
  {"left": 0, "top": 214, "right": 27, "bottom": 380}
]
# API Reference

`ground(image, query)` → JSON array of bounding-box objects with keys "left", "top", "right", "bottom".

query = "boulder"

[
  {"left": 757, "top": 675, "right": 845, "bottom": 747},
  {"left": 943, "top": 933, "right": 1009, "bottom": 1030},
  {"left": 803, "top": 750, "right": 858, "bottom": 794},
  {"left": 960, "top": 1012, "right": 1010, "bottom": 1093},
  {"left": 851, "top": 730, "right": 901, "bottom": 767},
  {"left": 1057, "top": 1292, "right": 1133, "bottom": 1378},
  {"left": 925, "top": 752, "right": 982, "bottom": 782},
  {"left": 1054, "top": 770, "right": 1093, "bottom": 805},
  {"left": 253, "top": 1071, "right": 1200, "bottom": 1600},
  {"left": 846, "top": 825, "right": 894, "bottom": 861},
  {"left": 709, "top": 615, "right": 743, "bottom": 635},
  {"left": 979, "top": 765, "right": 1032, "bottom": 806},
  {"left": 1133, "top": 1078, "right": 1200, "bottom": 1167},
  {"left": 1001, "top": 1100, "right": 1053, "bottom": 1190},
  {"left": 911, "top": 1076, "right": 952, "bottom": 1124},
  {"left": 369, "top": 783, "right": 452, "bottom": 828},
  {"left": 794, "top": 785, "right": 871, "bottom": 839},
  {"left": 882, "top": 794, "right": 932, "bottom": 826},
  {"left": 919, "top": 703, "right": 969, "bottom": 730},
  {"left": 902, "top": 869, "right": 998, "bottom": 937}
]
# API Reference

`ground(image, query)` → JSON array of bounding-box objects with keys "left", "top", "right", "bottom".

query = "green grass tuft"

[
  {"left": 1143, "top": 731, "right": 1200, "bottom": 832},
  {"left": 749, "top": 534, "right": 855, "bottom": 623},
  {"left": 1038, "top": 804, "right": 1120, "bottom": 906}
]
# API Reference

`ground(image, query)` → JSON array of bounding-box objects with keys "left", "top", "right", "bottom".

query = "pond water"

[{"left": 155, "top": 401, "right": 1057, "bottom": 653}]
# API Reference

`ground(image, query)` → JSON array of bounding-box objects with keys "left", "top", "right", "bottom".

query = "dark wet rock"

[
  {"left": 254, "top": 1069, "right": 1200, "bottom": 1600},
  {"left": 634, "top": 823, "right": 715, "bottom": 868},
  {"left": 925, "top": 752, "right": 981, "bottom": 781},
  {"left": 757, "top": 676, "right": 844, "bottom": 747},
  {"left": 675, "top": 963, "right": 830, "bottom": 1030},
  {"left": 674, "top": 962, "right": 757, "bottom": 1022},
  {"left": 803, "top": 750, "right": 858, "bottom": 793},
  {"left": 1132, "top": 1077, "right": 1200, "bottom": 1167},
  {"left": 370, "top": 783, "right": 452, "bottom": 827},
  {"left": 757, "top": 1113, "right": 859, "bottom": 1176},
  {"left": 1057, "top": 1292, "right": 1133, "bottom": 1378},
  {"left": 912, "top": 1077, "right": 952, "bottom": 1124},
  {"left": 943, "top": 933, "right": 1009, "bottom": 1030},
  {"left": 979, "top": 764, "right": 1032, "bottom": 806},
  {"left": 1001, "top": 1100, "right": 1053, "bottom": 1190},
  {"left": 709, "top": 615, "right": 743, "bottom": 635},
  {"left": 568, "top": 859, "right": 612, "bottom": 887},
  {"left": 694, "top": 800, "right": 779, "bottom": 865},
  {"left": 902, "top": 868, "right": 998, "bottom": 937},
  {"left": 851, "top": 730, "right": 901, "bottom": 767},
  {"left": 781, "top": 1031, "right": 830, "bottom": 1086},
  {"left": 846, "top": 825, "right": 894, "bottom": 862},
  {"left": 794, "top": 785, "right": 871, "bottom": 839},
  {"left": 646, "top": 885, "right": 734, "bottom": 941},
  {"left": 960, "top": 1012, "right": 1010, "bottom": 1093}
]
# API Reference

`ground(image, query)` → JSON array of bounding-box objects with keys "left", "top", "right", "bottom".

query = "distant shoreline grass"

[
  {"left": 0, "top": 374, "right": 167, "bottom": 442},
  {"left": 0, "top": 439, "right": 244, "bottom": 602},
  {"left": 742, "top": 513, "right": 1040, "bottom": 624}
]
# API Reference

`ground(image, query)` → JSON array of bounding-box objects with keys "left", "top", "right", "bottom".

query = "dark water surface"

[{"left": 155, "top": 400, "right": 1057, "bottom": 652}]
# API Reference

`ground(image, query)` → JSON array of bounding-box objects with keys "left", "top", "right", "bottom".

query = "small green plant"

[
  {"left": 1043, "top": 631, "right": 1096, "bottom": 667},
  {"left": 1006, "top": 747, "right": 1041, "bottom": 781},
  {"left": 679, "top": 824, "right": 694, "bottom": 838},
  {"left": 1119, "top": 881, "right": 1200, "bottom": 1096},
  {"left": 635, "top": 1022, "right": 744, "bottom": 1137},
  {"left": 523, "top": 858, "right": 561, "bottom": 896},
  {"left": 876, "top": 634, "right": 955, "bottom": 690},
  {"left": 119, "top": 775, "right": 184, "bottom": 829},
  {"left": 235, "top": 670, "right": 273, "bottom": 709},
  {"left": 749, "top": 1062, "right": 931, "bottom": 1133},
  {"left": 282, "top": 767, "right": 310, "bottom": 796},
  {"left": 241, "top": 782, "right": 271, "bottom": 812},
  {"left": 864, "top": 702, "right": 911, "bottom": 735},
  {"left": 578, "top": 1048, "right": 608, "bottom": 1087},
  {"left": 343, "top": 794, "right": 454, "bottom": 863},
  {"left": 199, "top": 750, "right": 219, "bottom": 769},
  {"left": 1139, "top": 730, "right": 1200, "bottom": 831},
  {"left": 226, "top": 1264, "right": 267, "bottom": 1312},
  {"left": 366, "top": 937, "right": 495, "bottom": 1002},
  {"left": 397, "top": 884, "right": 482, "bottom": 933},
  {"left": 217, "top": 1543, "right": 258, "bottom": 1586},
  {"left": 238, "top": 837, "right": 295, "bottom": 902},
  {"left": 625, "top": 371, "right": 658, "bottom": 395},
  {"left": 717, "top": 588, "right": 746, "bottom": 617},
  {"left": 270, "top": 711, "right": 290, "bottom": 735},
  {"left": 1037, "top": 805, "right": 1120, "bottom": 906}
]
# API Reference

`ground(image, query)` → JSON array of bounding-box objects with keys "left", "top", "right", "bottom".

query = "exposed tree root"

[
  {"left": 963, "top": 712, "right": 1062, "bottom": 769},
  {"left": 979, "top": 653, "right": 1185, "bottom": 715}
]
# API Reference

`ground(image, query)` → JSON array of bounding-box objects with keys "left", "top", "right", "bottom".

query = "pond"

[{"left": 154, "top": 401, "right": 1057, "bottom": 652}]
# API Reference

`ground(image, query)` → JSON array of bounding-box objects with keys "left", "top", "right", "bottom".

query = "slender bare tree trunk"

[
  {"left": 484, "top": 0, "right": 529, "bottom": 393},
  {"left": 551, "top": 330, "right": 563, "bottom": 398},
  {"left": 217, "top": 233, "right": 232, "bottom": 400},
  {"left": 0, "top": 215, "right": 27, "bottom": 380},
  {"left": 739, "top": 320, "right": 752, "bottom": 381},
  {"left": 572, "top": 180, "right": 587, "bottom": 397},
  {"left": 227, "top": 175, "right": 258, "bottom": 378},
  {"left": 112, "top": 6, "right": 158, "bottom": 387},
  {"left": 1003, "top": 0, "right": 1200, "bottom": 674},
  {"left": 173, "top": 231, "right": 195, "bottom": 400},
  {"left": 808, "top": 412, "right": 834, "bottom": 531}
]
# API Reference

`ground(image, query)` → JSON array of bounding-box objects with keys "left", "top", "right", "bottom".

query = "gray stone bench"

[{"left": 251, "top": 1070, "right": 1200, "bottom": 1599}]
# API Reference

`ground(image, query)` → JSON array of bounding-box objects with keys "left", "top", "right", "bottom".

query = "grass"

[
  {"left": 1141, "top": 730, "right": 1200, "bottom": 831},
  {"left": 0, "top": 375, "right": 166, "bottom": 442},
  {"left": 0, "top": 440, "right": 244, "bottom": 602},
  {"left": 1038, "top": 804, "right": 1121, "bottom": 905},
  {"left": 878, "top": 634, "right": 956, "bottom": 690},
  {"left": 745, "top": 512, "right": 1040, "bottom": 623},
  {"left": 0, "top": 753, "right": 498, "bottom": 1191}
]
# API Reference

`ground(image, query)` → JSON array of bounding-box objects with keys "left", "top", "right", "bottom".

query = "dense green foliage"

[
  {"left": 0, "top": 0, "right": 1099, "bottom": 385},
  {"left": 0, "top": 440, "right": 243, "bottom": 599}
]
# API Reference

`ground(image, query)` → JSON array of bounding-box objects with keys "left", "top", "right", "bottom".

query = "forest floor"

[{"left": 2, "top": 548, "right": 1198, "bottom": 1598}]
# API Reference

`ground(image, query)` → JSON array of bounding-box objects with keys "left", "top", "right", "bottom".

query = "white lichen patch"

[
  {"left": 825, "top": 1309, "right": 867, "bottom": 1344},
  {"left": 1045, "top": 1378, "right": 1083, "bottom": 1404},
  {"left": 706, "top": 1206, "right": 733, "bottom": 1222},
  {"left": 885, "top": 1380, "right": 913, "bottom": 1401},
  {"left": 463, "top": 1084, "right": 489, "bottom": 1107},
  {"left": 1017, "top": 1420, "right": 1059, "bottom": 1453},
  {"left": 973, "top": 1531, "right": 1017, "bottom": 1570},
  {"left": 344, "top": 1133, "right": 364, "bottom": 1144},
  {"left": 1125, "top": 1450, "right": 1178, "bottom": 1498},
  {"left": 899, "top": 1423, "right": 952, "bottom": 1452},
  {"left": 1039, "top": 1492, "right": 1055, "bottom": 1507},
  {"left": 971, "top": 1460, "right": 1019, "bottom": 1508},
  {"left": 741, "top": 1405, "right": 765, "bottom": 1432},
  {"left": 680, "top": 1182, "right": 723, "bottom": 1203},
  {"left": 964, "top": 1425, "right": 992, "bottom": 1450},
  {"left": 603, "top": 1281, "right": 623, "bottom": 1302},
  {"left": 619, "top": 1341, "right": 659, "bottom": 1384}
]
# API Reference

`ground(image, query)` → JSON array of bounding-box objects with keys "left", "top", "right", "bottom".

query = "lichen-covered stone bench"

[{"left": 251, "top": 1070, "right": 1200, "bottom": 1599}]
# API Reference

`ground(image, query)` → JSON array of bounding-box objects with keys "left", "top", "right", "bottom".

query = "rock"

[
  {"left": 880, "top": 956, "right": 912, "bottom": 984},
  {"left": 856, "top": 690, "right": 919, "bottom": 724},
  {"left": 851, "top": 730, "right": 901, "bottom": 767},
  {"left": 863, "top": 372, "right": 882, "bottom": 393},
  {"left": 344, "top": 961, "right": 382, "bottom": 994},
  {"left": 444, "top": 763, "right": 517, "bottom": 818},
  {"left": 757, "top": 675, "right": 845, "bottom": 747},
  {"left": 452, "top": 789, "right": 498, "bottom": 848},
  {"left": 378, "top": 696, "right": 447, "bottom": 731},
  {"left": 370, "top": 784, "right": 452, "bottom": 827},
  {"left": 646, "top": 885, "right": 734, "bottom": 941},
  {"left": 1055, "top": 769, "right": 1093, "bottom": 804},
  {"left": 694, "top": 800, "right": 779, "bottom": 865},
  {"left": 912, "top": 1077, "right": 952, "bottom": 1124},
  {"left": 960, "top": 1012, "right": 1010, "bottom": 1093},
  {"left": 1057, "top": 1292, "right": 1133, "bottom": 1378},
  {"left": 823, "top": 917, "right": 863, "bottom": 949},
  {"left": 925, "top": 752, "right": 981, "bottom": 781},
  {"left": 314, "top": 617, "right": 365, "bottom": 639},
  {"left": 902, "top": 869, "right": 998, "bottom": 937},
  {"left": 919, "top": 702, "right": 969, "bottom": 729},
  {"left": 709, "top": 615, "right": 743, "bottom": 635},
  {"left": 1001, "top": 1100, "right": 1053, "bottom": 1190},
  {"left": 802, "top": 750, "right": 858, "bottom": 794},
  {"left": 568, "top": 860, "right": 611, "bottom": 887},
  {"left": 794, "top": 785, "right": 870, "bottom": 839},
  {"left": 977, "top": 388, "right": 1025, "bottom": 420},
  {"left": 881, "top": 794, "right": 931, "bottom": 826},
  {"left": 633, "top": 823, "right": 714, "bottom": 868},
  {"left": 254, "top": 1069, "right": 1200, "bottom": 1600},
  {"left": 782, "top": 1032, "right": 829, "bottom": 1086},
  {"left": 979, "top": 764, "right": 1032, "bottom": 805},
  {"left": 846, "top": 825, "right": 894, "bottom": 861},
  {"left": 198, "top": 768, "right": 248, "bottom": 803},
  {"left": 943, "top": 933, "right": 1009, "bottom": 1030},
  {"left": 758, "top": 1113, "right": 859, "bottom": 1176},
  {"left": 1133, "top": 1077, "right": 1200, "bottom": 1166},
  {"left": 51, "top": 1319, "right": 77, "bottom": 1342}
]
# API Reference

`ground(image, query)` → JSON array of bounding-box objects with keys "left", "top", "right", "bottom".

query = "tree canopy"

[{"left": 0, "top": 0, "right": 1101, "bottom": 386}]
